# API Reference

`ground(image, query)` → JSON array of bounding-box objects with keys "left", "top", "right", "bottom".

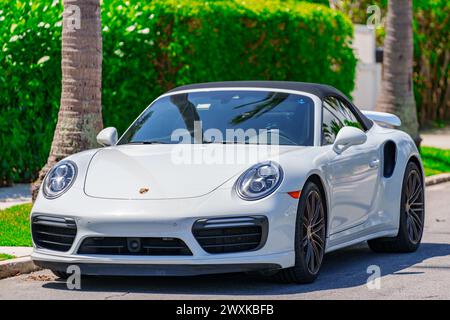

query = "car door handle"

[{"left": 369, "top": 159, "right": 380, "bottom": 169}]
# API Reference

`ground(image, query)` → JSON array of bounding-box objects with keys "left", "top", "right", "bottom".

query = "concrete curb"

[
  {"left": 425, "top": 173, "right": 450, "bottom": 186},
  {"left": 0, "top": 256, "right": 40, "bottom": 280}
]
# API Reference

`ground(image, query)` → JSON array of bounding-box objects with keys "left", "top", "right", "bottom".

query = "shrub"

[
  {"left": 413, "top": 0, "right": 450, "bottom": 125},
  {"left": 0, "top": 0, "right": 356, "bottom": 185},
  {"left": 303, "top": 0, "right": 330, "bottom": 6},
  {"left": 0, "top": 1, "right": 62, "bottom": 185}
]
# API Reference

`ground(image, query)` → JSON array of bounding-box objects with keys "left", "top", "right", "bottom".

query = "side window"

[
  {"left": 322, "top": 97, "right": 365, "bottom": 145},
  {"left": 322, "top": 102, "right": 344, "bottom": 145},
  {"left": 337, "top": 99, "right": 364, "bottom": 130},
  {"left": 325, "top": 97, "right": 364, "bottom": 130}
]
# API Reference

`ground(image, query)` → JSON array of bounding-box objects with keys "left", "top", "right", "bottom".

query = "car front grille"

[
  {"left": 77, "top": 237, "right": 192, "bottom": 256},
  {"left": 31, "top": 215, "right": 77, "bottom": 252},
  {"left": 192, "top": 216, "right": 268, "bottom": 254}
]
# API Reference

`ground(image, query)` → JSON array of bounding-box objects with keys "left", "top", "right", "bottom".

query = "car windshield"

[{"left": 118, "top": 90, "right": 315, "bottom": 146}]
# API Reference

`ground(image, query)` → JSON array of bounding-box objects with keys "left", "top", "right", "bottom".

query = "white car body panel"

[
  {"left": 84, "top": 144, "right": 299, "bottom": 200},
  {"left": 31, "top": 85, "right": 424, "bottom": 275}
]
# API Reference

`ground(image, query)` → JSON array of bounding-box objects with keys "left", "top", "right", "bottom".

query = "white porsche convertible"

[{"left": 31, "top": 81, "right": 425, "bottom": 283}]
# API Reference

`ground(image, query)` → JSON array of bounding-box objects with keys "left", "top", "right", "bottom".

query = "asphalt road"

[{"left": 1, "top": 182, "right": 449, "bottom": 300}]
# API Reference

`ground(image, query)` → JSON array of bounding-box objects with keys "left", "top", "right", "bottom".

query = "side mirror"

[
  {"left": 96, "top": 127, "right": 118, "bottom": 146},
  {"left": 333, "top": 126, "right": 367, "bottom": 154}
]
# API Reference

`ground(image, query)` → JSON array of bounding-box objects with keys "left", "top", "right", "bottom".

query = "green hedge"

[
  {"left": 413, "top": 0, "right": 450, "bottom": 125},
  {"left": 0, "top": 0, "right": 356, "bottom": 185},
  {"left": 0, "top": 2, "right": 62, "bottom": 185}
]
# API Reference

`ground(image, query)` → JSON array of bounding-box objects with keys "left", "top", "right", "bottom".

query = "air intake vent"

[
  {"left": 78, "top": 237, "right": 192, "bottom": 256},
  {"left": 32, "top": 215, "right": 77, "bottom": 252},
  {"left": 192, "top": 216, "right": 268, "bottom": 254}
]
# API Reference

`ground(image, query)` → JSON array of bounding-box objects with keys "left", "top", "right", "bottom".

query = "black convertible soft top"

[{"left": 168, "top": 81, "right": 373, "bottom": 130}]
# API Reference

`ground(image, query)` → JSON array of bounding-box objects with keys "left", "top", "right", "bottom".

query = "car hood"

[{"left": 84, "top": 144, "right": 302, "bottom": 200}]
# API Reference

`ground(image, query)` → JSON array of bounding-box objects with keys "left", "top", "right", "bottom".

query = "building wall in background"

[{"left": 352, "top": 24, "right": 381, "bottom": 111}]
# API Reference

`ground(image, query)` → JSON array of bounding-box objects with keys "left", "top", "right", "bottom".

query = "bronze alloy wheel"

[
  {"left": 404, "top": 169, "right": 425, "bottom": 244},
  {"left": 302, "top": 189, "right": 326, "bottom": 274},
  {"left": 368, "top": 161, "right": 425, "bottom": 253},
  {"left": 272, "top": 181, "right": 327, "bottom": 283}
]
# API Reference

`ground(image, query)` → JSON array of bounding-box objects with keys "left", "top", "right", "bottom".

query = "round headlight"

[
  {"left": 236, "top": 161, "right": 283, "bottom": 200},
  {"left": 43, "top": 160, "right": 77, "bottom": 199}
]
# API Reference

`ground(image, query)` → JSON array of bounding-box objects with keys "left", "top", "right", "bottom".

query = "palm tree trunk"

[
  {"left": 376, "top": 0, "right": 420, "bottom": 145},
  {"left": 31, "top": 0, "right": 103, "bottom": 200}
]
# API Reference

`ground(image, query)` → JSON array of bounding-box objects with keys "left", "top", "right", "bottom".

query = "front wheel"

[
  {"left": 272, "top": 181, "right": 326, "bottom": 283},
  {"left": 368, "top": 161, "right": 425, "bottom": 253}
]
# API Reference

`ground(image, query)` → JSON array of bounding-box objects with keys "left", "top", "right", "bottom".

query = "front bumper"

[
  {"left": 31, "top": 187, "right": 298, "bottom": 275},
  {"left": 32, "top": 255, "right": 286, "bottom": 276}
]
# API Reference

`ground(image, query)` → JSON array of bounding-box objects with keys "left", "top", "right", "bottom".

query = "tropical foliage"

[{"left": 332, "top": 0, "right": 450, "bottom": 126}]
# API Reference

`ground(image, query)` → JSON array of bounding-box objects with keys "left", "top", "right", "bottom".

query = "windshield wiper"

[
  {"left": 126, "top": 140, "right": 168, "bottom": 145},
  {"left": 202, "top": 139, "right": 246, "bottom": 144}
]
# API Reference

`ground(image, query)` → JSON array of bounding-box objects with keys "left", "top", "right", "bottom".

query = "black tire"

[
  {"left": 272, "top": 181, "right": 326, "bottom": 283},
  {"left": 368, "top": 161, "right": 425, "bottom": 253},
  {"left": 51, "top": 270, "right": 69, "bottom": 279}
]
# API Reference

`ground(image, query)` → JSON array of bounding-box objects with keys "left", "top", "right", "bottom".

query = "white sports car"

[{"left": 31, "top": 81, "right": 425, "bottom": 283}]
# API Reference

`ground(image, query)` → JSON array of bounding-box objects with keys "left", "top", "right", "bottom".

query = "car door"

[{"left": 322, "top": 97, "right": 380, "bottom": 235}]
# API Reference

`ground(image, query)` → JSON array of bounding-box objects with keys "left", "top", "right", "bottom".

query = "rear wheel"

[
  {"left": 368, "top": 161, "right": 425, "bottom": 252},
  {"left": 273, "top": 181, "right": 326, "bottom": 283}
]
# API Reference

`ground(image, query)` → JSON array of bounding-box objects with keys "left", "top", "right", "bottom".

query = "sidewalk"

[
  {"left": 421, "top": 127, "right": 450, "bottom": 149},
  {"left": 0, "top": 183, "right": 31, "bottom": 210},
  {"left": 0, "top": 247, "right": 33, "bottom": 258}
]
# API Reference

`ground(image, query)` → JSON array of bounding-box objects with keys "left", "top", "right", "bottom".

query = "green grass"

[
  {"left": 420, "top": 147, "right": 450, "bottom": 176},
  {"left": 0, "top": 203, "right": 32, "bottom": 246},
  {"left": 0, "top": 253, "right": 15, "bottom": 261}
]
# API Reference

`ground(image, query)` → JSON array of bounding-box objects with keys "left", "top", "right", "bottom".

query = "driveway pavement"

[
  {"left": 0, "top": 182, "right": 449, "bottom": 300},
  {"left": 0, "top": 183, "right": 31, "bottom": 210},
  {"left": 421, "top": 127, "right": 450, "bottom": 149},
  {"left": 0, "top": 247, "right": 33, "bottom": 258}
]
